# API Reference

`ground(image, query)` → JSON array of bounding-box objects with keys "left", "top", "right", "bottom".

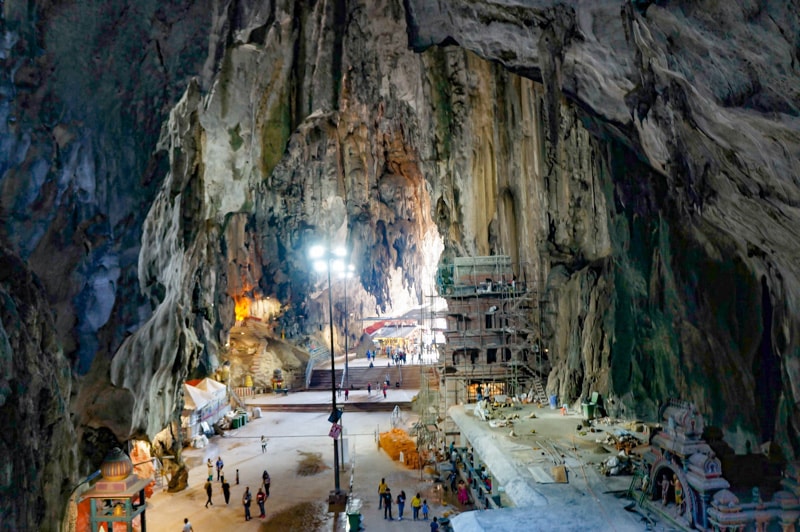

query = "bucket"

[{"left": 549, "top": 395, "right": 558, "bottom": 409}]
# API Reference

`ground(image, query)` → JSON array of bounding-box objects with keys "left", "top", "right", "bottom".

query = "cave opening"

[{"left": 753, "top": 276, "right": 780, "bottom": 444}]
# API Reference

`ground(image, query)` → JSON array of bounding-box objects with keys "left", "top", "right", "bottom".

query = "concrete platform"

[{"left": 143, "top": 378, "right": 669, "bottom": 531}]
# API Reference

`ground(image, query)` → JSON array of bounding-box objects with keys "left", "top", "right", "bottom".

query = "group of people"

[
  {"left": 377, "top": 478, "right": 433, "bottom": 523},
  {"left": 336, "top": 381, "right": 391, "bottom": 399},
  {"left": 203, "top": 456, "right": 230, "bottom": 509},
  {"left": 196, "top": 451, "right": 273, "bottom": 522},
  {"left": 240, "top": 470, "right": 270, "bottom": 522}
]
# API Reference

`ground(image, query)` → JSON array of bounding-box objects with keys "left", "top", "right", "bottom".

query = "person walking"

[
  {"left": 262, "top": 470, "right": 271, "bottom": 496},
  {"left": 221, "top": 477, "right": 231, "bottom": 504},
  {"left": 430, "top": 516, "right": 440, "bottom": 531},
  {"left": 367, "top": 383, "right": 372, "bottom": 395},
  {"left": 457, "top": 480, "right": 469, "bottom": 506},
  {"left": 261, "top": 435, "right": 268, "bottom": 453},
  {"left": 256, "top": 487, "right": 266, "bottom": 518},
  {"left": 242, "top": 487, "right": 252, "bottom": 521},
  {"left": 411, "top": 493, "right": 421, "bottom": 520},
  {"left": 396, "top": 490, "right": 406, "bottom": 520},
  {"left": 378, "top": 478, "right": 388, "bottom": 509},
  {"left": 206, "top": 458, "right": 214, "bottom": 481},
  {"left": 344, "top": 387, "right": 349, "bottom": 401},
  {"left": 383, "top": 488, "right": 393, "bottom": 520},
  {"left": 382, "top": 385, "right": 387, "bottom": 399},
  {"left": 182, "top": 518, "right": 193, "bottom": 531},
  {"left": 215, "top": 456, "right": 224, "bottom": 481},
  {"left": 422, "top": 499, "right": 429, "bottom": 520},
  {"left": 204, "top": 480, "right": 213, "bottom": 508}
]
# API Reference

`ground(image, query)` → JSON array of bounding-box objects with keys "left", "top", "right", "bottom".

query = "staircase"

[
  {"left": 307, "top": 364, "right": 433, "bottom": 391},
  {"left": 304, "top": 341, "right": 332, "bottom": 388},
  {"left": 308, "top": 366, "right": 412, "bottom": 390}
]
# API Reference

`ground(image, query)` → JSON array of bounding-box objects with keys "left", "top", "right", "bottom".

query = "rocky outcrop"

[
  {"left": 0, "top": 249, "right": 76, "bottom": 529},
  {"left": 406, "top": 0, "right": 800, "bottom": 455}
]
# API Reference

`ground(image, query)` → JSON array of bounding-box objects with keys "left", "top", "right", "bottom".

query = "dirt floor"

[
  {"left": 146, "top": 408, "right": 452, "bottom": 531},
  {"left": 144, "top": 405, "right": 680, "bottom": 531}
]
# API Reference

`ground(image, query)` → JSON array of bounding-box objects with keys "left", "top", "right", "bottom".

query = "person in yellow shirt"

[
  {"left": 378, "top": 478, "right": 388, "bottom": 509},
  {"left": 411, "top": 493, "right": 422, "bottom": 520}
]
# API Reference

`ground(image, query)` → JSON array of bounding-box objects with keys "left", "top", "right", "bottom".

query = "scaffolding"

[{"left": 436, "top": 256, "right": 552, "bottom": 415}]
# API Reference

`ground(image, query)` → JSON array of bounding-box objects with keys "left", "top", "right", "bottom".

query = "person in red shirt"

[{"left": 256, "top": 487, "right": 266, "bottom": 518}]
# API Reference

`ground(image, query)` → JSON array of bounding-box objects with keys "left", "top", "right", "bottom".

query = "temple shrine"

[{"left": 641, "top": 400, "right": 800, "bottom": 530}]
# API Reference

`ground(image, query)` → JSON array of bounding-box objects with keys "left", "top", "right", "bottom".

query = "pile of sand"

[{"left": 379, "top": 428, "right": 421, "bottom": 468}]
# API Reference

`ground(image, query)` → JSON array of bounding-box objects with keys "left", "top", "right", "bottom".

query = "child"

[{"left": 422, "top": 500, "right": 429, "bottom": 520}]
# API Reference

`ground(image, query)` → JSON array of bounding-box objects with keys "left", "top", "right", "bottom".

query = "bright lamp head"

[{"left": 309, "top": 245, "right": 325, "bottom": 259}]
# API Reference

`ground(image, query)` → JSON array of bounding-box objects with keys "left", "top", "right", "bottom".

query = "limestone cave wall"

[{"left": 1, "top": 0, "right": 799, "bottom": 529}]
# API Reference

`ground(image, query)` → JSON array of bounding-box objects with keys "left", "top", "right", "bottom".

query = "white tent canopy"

[
  {"left": 196, "top": 377, "right": 227, "bottom": 401},
  {"left": 183, "top": 383, "right": 213, "bottom": 411}
]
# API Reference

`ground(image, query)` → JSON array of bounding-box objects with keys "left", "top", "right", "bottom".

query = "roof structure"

[
  {"left": 195, "top": 377, "right": 227, "bottom": 400},
  {"left": 182, "top": 383, "right": 213, "bottom": 410},
  {"left": 370, "top": 325, "right": 418, "bottom": 340}
]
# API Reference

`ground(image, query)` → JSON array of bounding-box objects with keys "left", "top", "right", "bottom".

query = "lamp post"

[
  {"left": 310, "top": 244, "right": 349, "bottom": 504},
  {"left": 341, "top": 264, "right": 355, "bottom": 389}
]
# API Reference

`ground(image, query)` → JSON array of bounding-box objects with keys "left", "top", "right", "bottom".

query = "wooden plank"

[{"left": 551, "top": 465, "right": 568, "bottom": 483}]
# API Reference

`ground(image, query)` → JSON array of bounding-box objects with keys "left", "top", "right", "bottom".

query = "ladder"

[{"left": 529, "top": 376, "right": 548, "bottom": 404}]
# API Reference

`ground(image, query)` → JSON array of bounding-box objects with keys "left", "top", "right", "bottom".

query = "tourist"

[
  {"left": 367, "top": 383, "right": 372, "bottom": 395},
  {"left": 262, "top": 469, "right": 271, "bottom": 496},
  {"left": 256, "top": 487, "right": 266, "bottom": 518},
  {"left": 383, "top": 488, "right": 394, "bottom": 520},
  {"left": 206, "top": 458, "right": 214, "bottom": 481},
  {"left": 344, "top": 387, "right": 349, "bottom": 401},
  {"left": 242, "top": 487, "right": 252, "bottom": 520},
  {"left": 422, "top": 500, "right": 429, "bottom": 520},
  {"left": 221, "top": 477, "right": 231, "bottom": 504},
  {"left": 430, "top": 516, "right": 440, "bottom": 531},
  {"left": 261, "top": 435, "right": 268, "bottom": 453},
  {"left": 215, "top": 456, "right": 224, "bottom": 481},
  {"left": 457, "top": 479, "right": 469, "bottom": 505},
  {"left": 396, "top": 490, "right": 406, "bottom": 520},
  {"left": 378, "top": 478, "right": 388, "bottom": 509},
  {"left": 411, "top": 492, "right": 421, "bottom": 520},
  {"left": 182, "top": 518, "right": 193, "bottom": 531},
  {"left": 204, "top": 480, "right": 213, "bottom": 508}
]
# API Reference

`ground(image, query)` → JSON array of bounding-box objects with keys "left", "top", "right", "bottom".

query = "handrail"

[{"left": 305, "top": 358, "right": 316, "bottom": 389}]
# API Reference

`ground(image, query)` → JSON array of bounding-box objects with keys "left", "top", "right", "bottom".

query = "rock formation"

[{"left": 1, "top": 0, "right": 798, "bottom": 529}]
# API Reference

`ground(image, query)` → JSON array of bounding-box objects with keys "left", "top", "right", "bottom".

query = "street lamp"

[
  {"left": 309, "top": 244, "right": 349, "bottom": 505},
  {"left": 341, "top": 264, "right": 355, "bottom": 389}
]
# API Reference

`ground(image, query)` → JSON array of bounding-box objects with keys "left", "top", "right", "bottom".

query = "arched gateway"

[{"left": 640, "top": 400, "right": 800, "bottom": 530}]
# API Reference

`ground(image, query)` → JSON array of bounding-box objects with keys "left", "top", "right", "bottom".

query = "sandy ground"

[
  {"left": 144, "top": 355, "right": 672, "bottom": 532},
  {"left": 146, "top": 406, "right": 450, "bottom": 531},
  {"left": 144, "top": 401, "right": 674, "bottom": 532}
]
